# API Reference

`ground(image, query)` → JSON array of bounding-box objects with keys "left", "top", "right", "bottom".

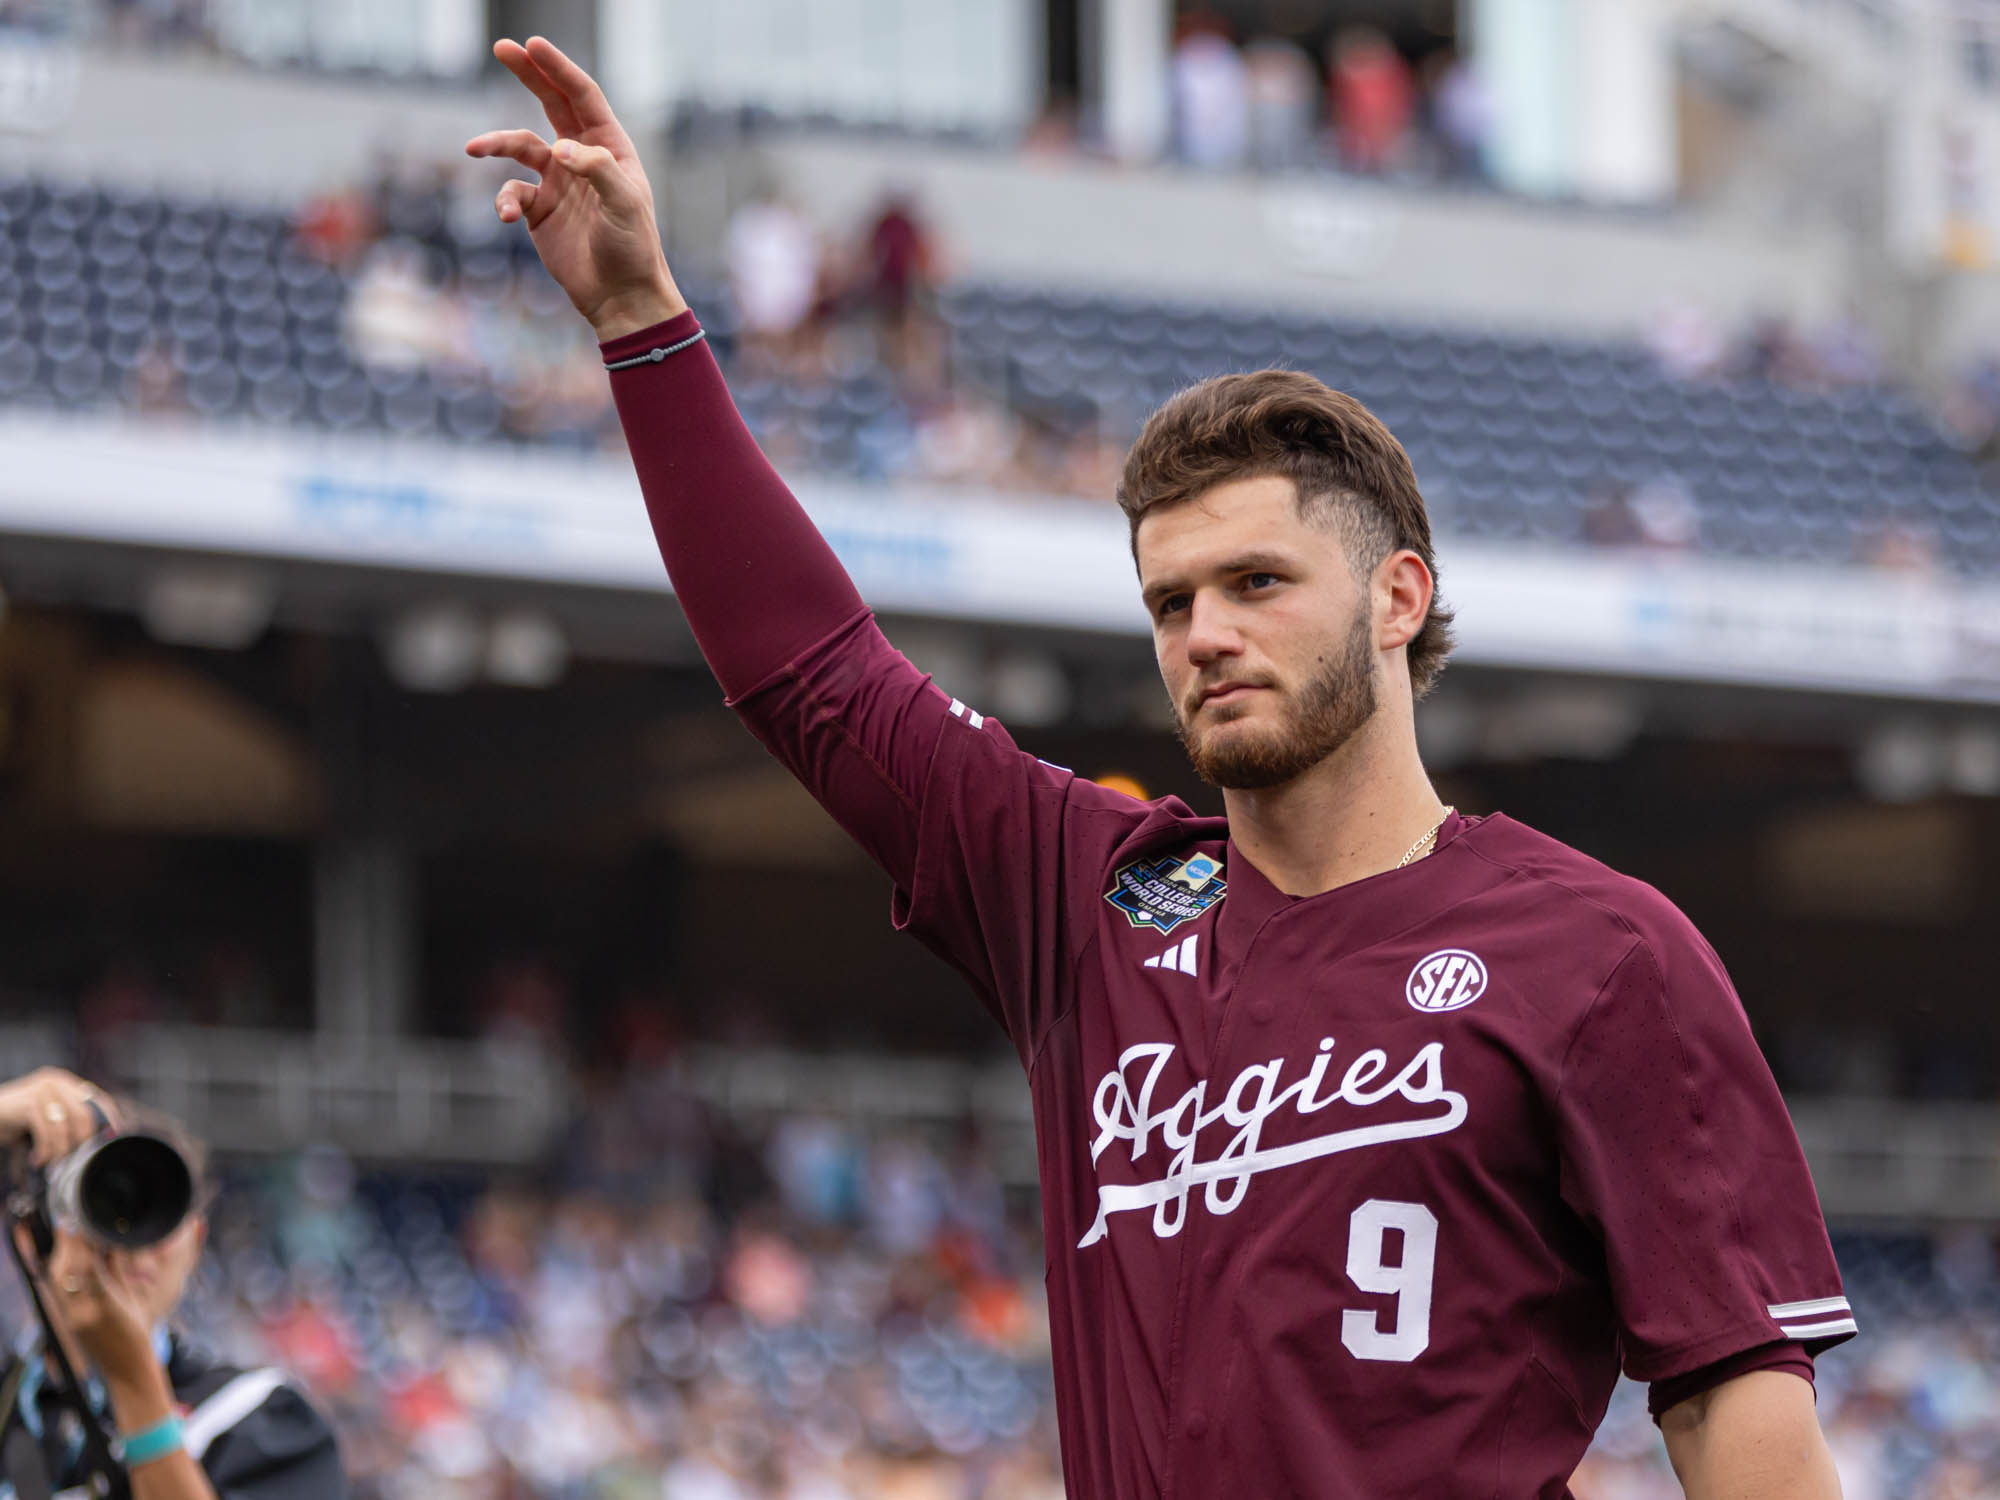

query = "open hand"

[{"left": 465, "top": 36, "right": 688, "bottom": 339}]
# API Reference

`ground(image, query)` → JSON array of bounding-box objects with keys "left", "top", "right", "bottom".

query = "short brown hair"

[{"left": 1118, "top": 369, "right": 1456, "bottom": 698}]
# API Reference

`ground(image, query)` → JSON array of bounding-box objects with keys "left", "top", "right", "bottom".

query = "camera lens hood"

[{"left": 46, "top": 1132, "right": 195, "bottom": 1248}]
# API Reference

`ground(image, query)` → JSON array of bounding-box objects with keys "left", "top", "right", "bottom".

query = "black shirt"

[{"left": 0, "top": 1333, "right": 345, "bottom": 1500}]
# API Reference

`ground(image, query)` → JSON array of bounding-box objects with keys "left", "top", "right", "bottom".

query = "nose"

[{"left": 1182, "top": 590, "right": 1243, "bottom": 668}]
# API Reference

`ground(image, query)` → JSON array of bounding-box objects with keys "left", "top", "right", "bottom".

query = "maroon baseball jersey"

[
  {"left": 727, "top": 621, "right": 1852, "bottom": 1500},
  {"left": 599, "top": 313, "right": 1854, "bottom": 1500}
]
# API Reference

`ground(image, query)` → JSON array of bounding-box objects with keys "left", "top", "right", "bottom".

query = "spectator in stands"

[
  {"left": 99, "top": 0, "right": 203, "bottom": 50},
  {"left": 726, "top": 191, "right": 824, "bottom": 363},
  {"left": 1937, "top": 355, "right": 2000, "bottom": 460},
  {"left": 1588, "top": 476, "right": 1700, "bottom": 552},
  {"left": 1732, "top": 313, "right": 1816, "bottom": 385},
  {"left": 858, "top": 192, "right": 938, "bottom": 373},
  {"left": 1812, "top": 306, "right": 1884, "bottom": 387},
  {"left": 1243, "top": 35, "right": 1317, "bottom": 171},
  {"left": 1328, "top": 25, "right": 1415, "bottom": 175},
  {"left": 1862, "top": 517, "right": 1942, "bottom": 573},
  {"left": 1170, "top": 16, "right": 1251, "bottom": 170},
  {"left": 1421, "top": 48, "right": 1492, "bottom": 182},
  {"left": 292, "top": 188, "right": 376, "bottom": 272},
  {"left": 1646, "top": 302, "right": 1729, "bottom": 383},
  {"left": 126, "top": 338, "right": 186, "bottom": 421},
  {"left": 344, "top": 240, "right": 443, "bottom": 370}
]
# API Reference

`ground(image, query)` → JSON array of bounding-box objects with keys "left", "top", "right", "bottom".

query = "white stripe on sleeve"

[
  {"left": 1766, "top": 1296, "right": 1850, "bottom": 1319},
  {"left": 1775, "top": 1316, "right": 1860, "bottom": 1340},
  {"left": 184, "top": 1367, "right": 289, "bottom": 1460}
]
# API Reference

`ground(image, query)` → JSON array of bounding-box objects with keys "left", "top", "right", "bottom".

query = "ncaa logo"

[{"left": 1406, "top": 949, "right": 1488, "bottom": 1013}]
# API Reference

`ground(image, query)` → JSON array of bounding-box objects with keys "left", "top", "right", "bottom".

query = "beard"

[{"left": 1173, "top": 604, "right": 1378, "bottom": 790}]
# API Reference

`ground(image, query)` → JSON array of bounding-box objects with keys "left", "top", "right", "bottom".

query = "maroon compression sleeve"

[{"left": 599, "top": 311, "right": 867, "bottom": 698}]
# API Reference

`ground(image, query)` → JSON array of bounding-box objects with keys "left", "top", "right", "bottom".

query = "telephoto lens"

[{"left": 43, "top": 1133, "right": 195, "bottom": 1249}]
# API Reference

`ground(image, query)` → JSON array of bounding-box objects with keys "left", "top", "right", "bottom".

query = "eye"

[
  {"left": 1242, "top": 572, "right": 1281, "bottom": 592},
  {"left": 1155, "top": 593, "right": 1191, "bottom": 620}
]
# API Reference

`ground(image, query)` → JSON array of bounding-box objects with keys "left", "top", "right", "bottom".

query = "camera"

[{"left": 14, "top": 1132, "right": 196, "bottom": 1256}]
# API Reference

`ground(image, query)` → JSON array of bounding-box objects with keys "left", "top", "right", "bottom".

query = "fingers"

[
  {"left": 4, "top": 1068, "right": 110, "bottom": 1166},
  {"left": 494, "top": 178, "right": 538, "bottom": 225},
  {"left": 465, "top": 128, "right": 554, "bottom": 175},
  {"left": 492, "top": 37, "right": 583, "bottom": 140},
  {"left": 523, "top": 36, "right": 621, "bottom": 133},
  {"left": 551, "top": 139, "right": 641, "bottom": 218},
  {"left": 45, "top": 1227, "right": 86, "bottom": 1286},
  {"left": 92, "top": 1244, "right": 138, "bottom": 1303},
  {"left": 44, "top": 1231, "right": 104, "bottom": 1320}
]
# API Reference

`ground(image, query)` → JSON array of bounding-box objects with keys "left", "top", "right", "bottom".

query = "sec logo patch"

[{"left": 1406, "top": 949, "right": 1488, "bottom": 1012}]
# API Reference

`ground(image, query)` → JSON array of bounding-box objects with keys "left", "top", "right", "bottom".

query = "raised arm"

[
  {"left": 462, "top": 42, "right": 1150, "bottom": 1059},
  {"left": 465, "top": 37, "right": 868, "bottom": 697}
]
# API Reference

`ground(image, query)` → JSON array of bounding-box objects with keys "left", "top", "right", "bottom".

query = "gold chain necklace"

[{"left": 1397, "top": 806, "right": 1455, "bottom": 868}]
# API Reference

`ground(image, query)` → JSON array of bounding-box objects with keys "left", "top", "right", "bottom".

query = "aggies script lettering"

[{"left": 1080, "top": 1039, "right": 1468, "bottom": 1248}]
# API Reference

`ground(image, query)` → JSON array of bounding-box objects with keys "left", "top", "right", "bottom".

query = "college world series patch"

[{"left": 1105, "top": 852, "right": 1227, "bottom": 936}]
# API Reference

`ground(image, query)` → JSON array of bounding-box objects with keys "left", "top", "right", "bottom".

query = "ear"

[{"left": 1376, "top": 550, "right": 1433, "bottom": 652}]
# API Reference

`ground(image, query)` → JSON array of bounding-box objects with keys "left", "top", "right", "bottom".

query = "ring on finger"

[{"left": 43, "top": 1103, "right": 65, "bottom": 1124}]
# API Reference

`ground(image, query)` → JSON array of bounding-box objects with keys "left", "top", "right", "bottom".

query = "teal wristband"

[{"left": 118, "top": 1415, "right": 184, "bottom": 1467}]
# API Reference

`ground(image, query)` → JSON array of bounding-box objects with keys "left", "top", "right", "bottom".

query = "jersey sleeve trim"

[
  {"left": 1767, "top": 1296, "right": 1856, "bottom": 1338},
  {"left": 1624, "top": 1317, "right": 1801, "bottom": 1386},
  {"left": 1647, "top": 1339, "right": 1815, "bottom": 1422}
]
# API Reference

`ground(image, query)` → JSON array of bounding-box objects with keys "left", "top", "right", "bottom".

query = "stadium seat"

[
  {"left": 247, "top": 368, "right": 309, "bottom": 425},
  {"left": 0, "top": 170, "right": 1995, "bottom": 574}
]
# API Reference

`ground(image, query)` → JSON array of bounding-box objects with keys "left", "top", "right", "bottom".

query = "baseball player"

[{"left": 470, "top": 37, "right": 1853, "bottom": 1498}]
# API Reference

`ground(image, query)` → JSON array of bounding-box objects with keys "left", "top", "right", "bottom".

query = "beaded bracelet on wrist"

[{"left": 603, "top": 327, "right": 707, "bottom": 371}]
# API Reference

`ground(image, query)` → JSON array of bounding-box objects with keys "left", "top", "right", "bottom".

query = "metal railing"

[
  {"left": 93, "top": 1025, "right": 569, "bottom": 1165},
  {"left": 1790, "top": 1098, "right": 2000, "bottom": 1223},
  {"left": 0, "top": 1026, "right": 1990, "bottom": 1214}
]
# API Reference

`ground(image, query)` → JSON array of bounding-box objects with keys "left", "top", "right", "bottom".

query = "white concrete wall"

[
  {"left": 753, "top": 135, "right": 1846, "bottom": 339},
  {"left": 16, "top": 51, "right": 506, "bottom": 201}
]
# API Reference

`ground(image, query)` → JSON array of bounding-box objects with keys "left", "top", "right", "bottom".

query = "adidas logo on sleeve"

[{"left": 1142, "top": 934, "right": 1200, "bottom": 976}]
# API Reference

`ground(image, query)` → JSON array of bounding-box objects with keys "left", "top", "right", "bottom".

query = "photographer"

[{"left": 0, "top": 1069, "right": 344, "bottom": 1500}]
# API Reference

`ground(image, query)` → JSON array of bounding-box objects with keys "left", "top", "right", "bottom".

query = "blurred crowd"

[
  {"left": 293, "top": 155, "right": 624, "bottom": 451},
  {"left": 285, "top": 151, "right": 1130, "bottom": 499},
  {"left": 0, "top": 1055, "right": 1063, "bottom": 1500},
  {"left": 3, "top": 135, "right": 1994, "bottom": 568},
  {"left": 10, "top": 931, "right": 2000, "bottom": 1495},
  {"left": 1938, "top": 352, "right": 2000, "bottom": 464},
  {"left": 1163, "top": 18, "right": 1488, "bottom": 182},
  {"left": 1576, "top": 1230, "right": 2000, "bottom": 1500},
  {"left": 1, "top": 1035, "right": 1994, "bottom": 1499},
  {"left": 1645, "top": 304, "right": 1886, "bottom": 392}
]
